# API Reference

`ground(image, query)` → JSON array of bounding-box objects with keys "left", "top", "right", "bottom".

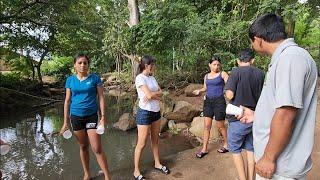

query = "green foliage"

[
  {"left": 2, "top": 0, "right": 319, "bottom": 89},
  {"left": 0, "top": 72, "right": 39, "bottom": 91},
  {"left": 41, "top": 56, "right": 73, "bottom": 81}
]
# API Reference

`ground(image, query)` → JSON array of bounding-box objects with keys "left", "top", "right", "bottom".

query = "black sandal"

[
  {"left": 154, "top": 165, "right": 170, "bottom": 175},
  {"left": 217, "top": 147, "right": 229, "bottom": 153},
  {"left": 133, "top": 174, "right": 146, "bottom": 180},
  {"left": 196, "top": 151, "right": 208, "bottom": 158}
]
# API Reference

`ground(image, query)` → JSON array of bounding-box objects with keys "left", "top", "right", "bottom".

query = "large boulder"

[
  {"left": 160, "top": 95, "right": 174, "bottom": 117},
  {"left": 184, "top": 83, "right": 203, "bottom": 97},
  {"left": 189, "top": 117, "right": 220, "bottom": 140},
  {"left": 113, "top": 113, "right": 136, "bottom": 131},
  {"left": 164, "top": 101, "right": 201, "bottom": 122},
  {"left": 176, "top": 123, "right": 189, "bottom": 130}
]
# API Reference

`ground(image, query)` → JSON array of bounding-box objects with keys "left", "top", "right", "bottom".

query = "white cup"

[
  {"left": 96, "top": 125, "right": 105, "bottom": 135},
  {"left": 226, "top": 104, "right": 243, "bottom": 116},
  {"left": 63, "top": 129, "right": 72, "bottom": 139},
  {"left": 0, "top": 144, "right": 10, "bottom": 155}
]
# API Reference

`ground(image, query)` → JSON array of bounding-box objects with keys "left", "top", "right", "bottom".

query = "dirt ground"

[{"left": 141, "top": 92, "right": 320, "bottom": 180}]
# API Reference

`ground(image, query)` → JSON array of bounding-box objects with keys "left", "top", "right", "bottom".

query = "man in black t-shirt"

[{"left": 225, "top": 48, "right": 264, "bottom": 180}]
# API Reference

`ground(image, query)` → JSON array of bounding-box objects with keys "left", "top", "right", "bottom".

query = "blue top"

[
  {"left": 65, "top": 74, "right": 103, "bottom": 116},
  {"left": 205, "top": 73, "right": 225, "bottom": 98}
]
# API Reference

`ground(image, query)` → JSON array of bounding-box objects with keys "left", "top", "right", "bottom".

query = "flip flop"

[
  {"left": 133, "top": 174, "right": 146, "bottom": 180},
  {"left": 196, "top": 151, "right": 208, "bottom": 158},
  {"left": 217, "top": 147, "right": 229, "bottom": 153},
  {"left": 154, "top": 165, "right": 170, "bottom": 175}
]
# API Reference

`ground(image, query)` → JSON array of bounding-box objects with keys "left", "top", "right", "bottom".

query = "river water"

[{"left": 0, "top": 95, "right": 193, "bottom": 180}]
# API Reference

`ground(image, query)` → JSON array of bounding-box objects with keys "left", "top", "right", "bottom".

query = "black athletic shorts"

[
  {"left": 70, "top": 113, "right": 98, "bottom": 131},
  {"left": 203, "top": 95, "right": 226, "bottom": 121}
]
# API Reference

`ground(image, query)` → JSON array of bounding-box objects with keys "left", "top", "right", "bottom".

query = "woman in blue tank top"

[{"left": 193, "top": 55, "right": 229, "bottom": 158}]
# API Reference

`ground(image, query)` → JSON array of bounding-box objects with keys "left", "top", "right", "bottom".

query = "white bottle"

[
  {"left": 0, "top": 144, "right": 10, "bottom": 155},
  {"left": 96, "top": 125, "right": 105, "bottom": 135},
  {"left": 63, "top": 129, "right": 72, "bottom": 139}
]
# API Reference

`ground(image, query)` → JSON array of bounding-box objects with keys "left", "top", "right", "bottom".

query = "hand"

[
  {"left": 60, "top": 123, "right": 69, "bottom": 135},
  {"left": 255, "top": 154, "right": 276, "bottom": 179},
  {"left": 237, "top": 106, "right": 254, "bottom": 123},
  {"left": 193, "top": 90, "right": 200, "bottom": 96}
]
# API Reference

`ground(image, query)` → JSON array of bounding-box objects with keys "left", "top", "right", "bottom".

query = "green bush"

[{"left": 41, "top": 56, "right": 73, "bottom": 81}]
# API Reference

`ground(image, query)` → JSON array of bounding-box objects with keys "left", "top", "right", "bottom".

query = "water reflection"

[{"left": 0, "top": 95, "right": 192, "bottom": 179}]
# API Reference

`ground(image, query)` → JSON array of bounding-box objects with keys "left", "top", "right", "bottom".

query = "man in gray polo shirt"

[{"left": 239, "top": 13, "right": 318, "bottom": 180}]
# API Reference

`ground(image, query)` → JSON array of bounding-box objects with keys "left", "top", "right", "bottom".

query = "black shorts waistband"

[{"left": 205, "top": 95, "right": 224, "bottom": 100}]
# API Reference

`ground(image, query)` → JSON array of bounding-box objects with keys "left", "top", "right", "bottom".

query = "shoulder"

[
  {"left": 66, "top": 75, "right": 75, "bottom": 81},
  {"left": 229, "top": 68, "right": 239, "bottom": 74},
  {"left": 254, "top": 67, "right": 264, "bottom": 75},
  {"left": 278, "top": 52, "right": 309, "bottom": 70},
  {"left": 90, "top": 73, "right": 101, "bottom": 79},
  {"left": 221, "top": 71, "right": 228, "bottom": 77},
  {"left": 135, "top": 73, "right": 146, "bottom": 84},
  {"left": 136, "top": 73, "right": 144, "bottom": 80}
]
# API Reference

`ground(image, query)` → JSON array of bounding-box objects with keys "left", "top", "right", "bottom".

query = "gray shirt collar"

[{"left": 270, "top": 38, "right": 297, "bottom": 66}]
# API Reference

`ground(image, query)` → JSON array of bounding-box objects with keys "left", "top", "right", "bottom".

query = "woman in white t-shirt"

[{"left": 133, "top": 56, "right": 170, "bottom": 180}]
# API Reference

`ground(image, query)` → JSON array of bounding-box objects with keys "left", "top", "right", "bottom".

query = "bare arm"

[
  {"left": 193, "top": 76, "right": 207, "bottom": 95},
  {"left": 60, "top": 88, "right": 71, "bottom": 134},
  {"left": 140, "top": 85, "right": 162, "bottom": 101},
  {"left": 97, "top": 85, "right": 106, "bottom": 125},
  {"left": 225, "top": 90, "right": 234, "bottom": 101},
  {"left": 222, "top": 71, "right": 229, "bottom": 84}
]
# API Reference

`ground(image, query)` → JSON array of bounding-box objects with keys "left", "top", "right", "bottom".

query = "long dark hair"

[
  {"left": 139, "top": 55, "right": 155, "bottom": 73},
  {"left": 209, "top": 54, "right": 221, "bottom": 64}
]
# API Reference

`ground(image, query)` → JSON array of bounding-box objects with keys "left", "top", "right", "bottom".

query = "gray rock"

[{"left": 113, "top": 113, "right": 136, "bottom": 131}]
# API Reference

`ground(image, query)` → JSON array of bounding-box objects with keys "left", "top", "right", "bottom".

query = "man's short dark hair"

[
  {"left": 249, "top": 13, "right": 287, "bottom": 42},
  {"left": 238, "top": 48, "right": 254, "bottom": 62}
]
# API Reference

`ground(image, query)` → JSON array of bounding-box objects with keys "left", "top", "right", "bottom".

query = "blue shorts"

[
  {"left": 227, "top": 120, "right": 254, "bottom": 153},
  {"left": 135, "top": 108, "right": 161, "bottom": 125}
]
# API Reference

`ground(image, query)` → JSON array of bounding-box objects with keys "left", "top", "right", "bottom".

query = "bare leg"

[
  {"left": 87, "top": 129, "right": 111, "bottom": 180},
  {"left": 246, "top": 150, "right": 255, "bottom": 180},
  {"left": 216, "top": 120, "right": 228, "bottom": 148},
  {"left": 73, "top": 130, "right": 90, "bottom": 180},
  {"left": 133, "top": 125, "right": 150, "bottom": 177},
  {"left": 201, "top": 117, "right": 213, "bottom": 152},
  {"left": 232, "top": 153, "right": 246, "bottom": 180},
  {"left": 150, "top": 119, "right": 162, "bottom": 168}
]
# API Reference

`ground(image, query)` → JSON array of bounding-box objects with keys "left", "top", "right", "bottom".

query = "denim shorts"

[
  {"left": 227, "top": 120, "right": 254, "bottom": 153},
  {"left": 135, "top": 108, "right": 161, "bottom": 125},
  {"left": 70, "top": 113, "right": 98, "bottom": 131}
]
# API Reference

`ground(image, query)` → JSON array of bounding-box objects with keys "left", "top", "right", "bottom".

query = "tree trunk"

[
  {"left": 287, "top": 17, "right": 295, "bottom": 38},
  {"left": 37, "top": 48, "right": 49, "bottom": 84},
  {"left": 127, "top": 0, "right": 140, "bottom": 27},
  {"left": 127, "top": 0, "right": 140, "bottom": 82}
]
